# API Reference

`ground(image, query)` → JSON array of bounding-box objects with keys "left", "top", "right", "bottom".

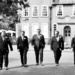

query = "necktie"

[{"left": 2, "top": 36, "right": 5, "bottom": 41}]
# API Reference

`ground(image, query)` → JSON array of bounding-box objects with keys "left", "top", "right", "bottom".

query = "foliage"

[{"left": 0, "top": 0, "right": 30, "bottom": 30}]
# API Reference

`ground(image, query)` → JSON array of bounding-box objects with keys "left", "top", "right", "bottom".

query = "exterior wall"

[
  {"left": 20, "top": 0, "right": 53, "bottom": 44},
  {"left": 52, "top": 4, "right": 75, "bottom": 47},
  {"left": 16, "top": 23, "right": 22, "bottom": 38},
  {"left": 52, "top": 4, "right": 75, "bottom": 36}
]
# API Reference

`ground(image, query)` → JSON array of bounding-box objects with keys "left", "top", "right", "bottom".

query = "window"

[
  {"left": 32, "top": 5, "right": 39, "bottom": 17},
  {"left": 56, "top": 5, "right": 63, "bottom": 16},
  {"left": 32, "top": 23, "right": 39, "bottom": 35},
  {"left": 72, "top": 5, "right": 75, "bottom": 16},
  {"left": 53, "top": 0, "right": 59, "bottom": 3},
  {"left": 54, "top": 24, "right": 57, "bottom": 35},
  {"left": 53, "top": 0, "right": 55, "bottom": 2},
  {"left": 22, "top": 7, "right": 29, "bottom": 17},
  {"left": 41, "top": 5, "right": 48, "bottom": 17},
  {"left": 41, "top": 23, "right": 48, "bottom": 38},
  {"left": 22, "top": 23, "right": 29, "bottom": 37}
]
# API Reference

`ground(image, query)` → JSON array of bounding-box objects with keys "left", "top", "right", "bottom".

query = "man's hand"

[
  {"left": 17, "top": 49, "right": 20, "bottom": 52},
  {"left": 71, "top": 47, "right": 73, "bottom": 50},
  {"left": 11, "top": 49, "right": 13, "bottom": 51}
]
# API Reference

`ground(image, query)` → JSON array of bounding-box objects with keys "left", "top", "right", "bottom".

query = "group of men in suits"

[
  {"left": 0, "top": 29, "right": 45, "bottom": 70},
  {"left": 1, "top": 29, "right": 75, "bottom": 70},
  {"left": 17, "top": 29, "right": 45, "bottom": 67},
  {"left": 17, "top": 29, "right": 64, "bottom": 67}
]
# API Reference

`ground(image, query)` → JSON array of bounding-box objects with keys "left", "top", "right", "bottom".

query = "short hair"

[
  {"left": 1, "top": 30, "right": 6, "bottom": 34},
  {"left": 37, "top": 29, "right": 41, "bottom": 31},
  {"left": 55, "top": 31, "right": 59, "bottom": 35},
  {"left": 1, "top": 30, "right": 6, "bottom": 36},
  {"left": 21, "top": 31, "right": 25, "bottom": 33},
  {"left": 59, "top": 34, "right": 62, "bottom": 37}
]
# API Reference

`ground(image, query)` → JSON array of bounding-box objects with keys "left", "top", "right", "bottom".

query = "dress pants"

[
  {"left": 39, "top": 48, "right": 43, "bottom": 64},
  {"left": 54, "top": 48, "right": 61, "bottom": 64},
  {"left": 73, "top": 49, "right": 75, "bottom": 64},
  {"left": 0, "top": 52, "right": 3, "bottom": 68},
  {"left": 4, "top": 53, "right": 9, "bottom": 67},
  {"left": 20, "top": 49, "right": 28, "bottom": 65},
  {"left": 34, "top": 46, "right": 43, "bottom": 64},
  {"left": 0, "top": 52, "right": 9, "bottom": 68}
]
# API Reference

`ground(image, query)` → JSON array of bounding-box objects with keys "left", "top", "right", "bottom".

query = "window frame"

[
  {"left": 41, "top": 23, "right": 48, "bottom": 38},
  {"left": 41, "top": 5, "right": 48, "bottom": 17},
  {"left": 32, "top": 23, "right": 39, "bottom": 35},
  {"left": 22, "top": 23, "right": 29, "bottom": 37},
  {"left": 56, "top": 5, "right": 63, "bottom": 17},
  {"left": 22, "top": 7, "right": 29, "bottom": 17},
  {"left": 32, "top": 5, "right": 39, "bottom": 17},
  {"left": 72, "top": 5, "right": 75, "bottom": 16}
]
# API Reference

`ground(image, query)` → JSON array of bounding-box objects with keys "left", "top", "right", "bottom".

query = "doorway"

[{"left": 64, "top": 26, "right": 71, "bottom": 46}]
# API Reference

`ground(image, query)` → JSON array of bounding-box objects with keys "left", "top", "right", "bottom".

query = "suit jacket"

[
  {"left": 32, "top": 34, "right": 45, "bottom": 49},
  {"left": 17, "top": 36, "right": 29, "bottom": 50},
  {"left": 0, "top": 35, "right": 13, "bottom": 53},
  {"left": 71, "top": 37, "right": 75, "bottom": 51},
  {"left": 51, "top": 36, "right": 64, "bottom": 51}
]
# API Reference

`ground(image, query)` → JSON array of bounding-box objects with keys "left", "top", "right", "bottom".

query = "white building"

[
  {"left": 16, "top": 0, "right": 53, "bottom": 44},
  {"left": 51, "top": 0, "right": 75, "bottom": 47}
]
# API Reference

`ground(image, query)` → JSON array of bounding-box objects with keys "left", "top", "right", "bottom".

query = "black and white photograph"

[{"left": 0, "top": 0, "right": 75, "bottom": 75}]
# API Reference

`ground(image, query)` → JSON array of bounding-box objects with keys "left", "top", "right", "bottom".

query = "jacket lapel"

[{"left": 20, "top": 36, "right": 23, "bottom": 41}]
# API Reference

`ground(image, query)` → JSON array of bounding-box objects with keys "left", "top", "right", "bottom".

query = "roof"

[{"left": 59, "top": 0, "right": 75, "bottom": 4}]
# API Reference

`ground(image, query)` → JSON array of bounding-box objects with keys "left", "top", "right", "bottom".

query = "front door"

[{"left": 64, "top": 26, "right": 71, "bottom": 47}]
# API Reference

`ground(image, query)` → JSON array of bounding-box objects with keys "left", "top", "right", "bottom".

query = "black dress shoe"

[
  {"left": 21, "top": 64, "right": 25, "bottom": 67},
  {"left": 40, "top": 63, "right": 44, "bottom": 66},
  {"left": 24, "top": 65, "right": 28, "bottom": 67},
  {"left": 36, "top": 63, "right": 39, "bottom": 66},
  {"left": 0, "top": 67, "right": 2, "bottom": 70},
  {"left": 55, "top": 63, "right": 59, "bottom": 66},
  {"left": 21, "top": 65, "right": 24, "bottom": 67},
  {"left": 6, "top": 67, "right": 9, "bottom": 70}
]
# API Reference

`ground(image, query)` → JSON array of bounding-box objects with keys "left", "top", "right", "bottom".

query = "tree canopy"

[{"left": 0, "top": 0, "right": 29, "bottom": 30}]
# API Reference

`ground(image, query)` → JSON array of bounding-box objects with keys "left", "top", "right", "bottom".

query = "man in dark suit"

[
  {"left": 71, "top": 34, "right": 75, "bottom": 65},
  {"left": 0, "top": 31, "right": 13, "bottom": 70},
  {"left": 17, "top": 31, "right": 29, "bottom": 67},
  {"left": 51, "top": 31, "right": 64, "bottom": 66},
  {"left": 32, "top": 29, "right": 45, "bottom": 66}
]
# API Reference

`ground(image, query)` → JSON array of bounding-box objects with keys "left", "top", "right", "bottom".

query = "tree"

[{"left": 0, "top": 0, "right": 30, "bottom": 30}]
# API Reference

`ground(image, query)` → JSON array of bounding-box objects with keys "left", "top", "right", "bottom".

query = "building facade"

[
  {"left": 17, "top": 0, "right": 75, "bottom": 46},
  {"left": 51, "top": 0, "right": 75, "bottom": 47},
  {"left": 16, "top": 0, "right": 53, "bottom": 44}
]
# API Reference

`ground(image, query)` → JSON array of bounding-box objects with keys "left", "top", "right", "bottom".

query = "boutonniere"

[
  {"left": 40, "top": 35, "right": 42, "bottom": 38},
  {"left": 5, "top": 37, "right": 8, "bottom": 39},
  {"left": 24, "top": 37, "right": 26, "bottom": 40}
]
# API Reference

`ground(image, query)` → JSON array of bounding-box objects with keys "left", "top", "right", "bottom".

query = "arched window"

[
  {"left": 72, "top": 5, "right": 75, "bottom": 16},
  {"left": 54, "top": 24, "right": 57, "bottom": 35},
  {"left": 22, "top": 7, "right": 29, "bottom": 17},
  {"left": 32, "top": 5, "right": 39, "bottom": 17},
  {"left": 56, "top": 5, "right": 63, "bottom": 17}
]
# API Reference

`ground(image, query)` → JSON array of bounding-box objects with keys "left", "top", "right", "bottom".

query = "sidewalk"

[{"left": 0, "top": 46, "right": 74, "bottom": 75}]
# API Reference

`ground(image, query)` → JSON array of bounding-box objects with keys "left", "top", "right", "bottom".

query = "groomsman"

[
  {"left": 51, "top": 31, "right": 64, "bottom": 66},
  {"left": 17, "top": 31, "right": 29, "bottom": 67},
  {"left": 32, "top": 29, "right": 45, "bottom": 66},
  {"left": 0, "top": 31, "right": 13, "bottom": 70},
  {"left": 71, "top": 34, "right": 75, "bottom": 65}
]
